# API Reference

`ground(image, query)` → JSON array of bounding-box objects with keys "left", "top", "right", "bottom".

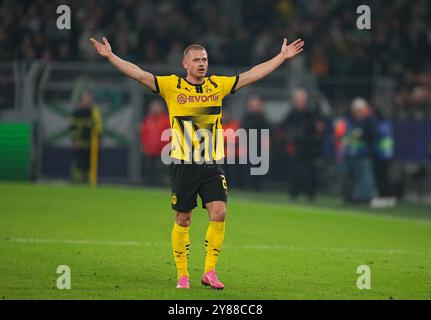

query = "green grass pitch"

[{"left": 0, "top": 182, "right": 430, "bottom": 300}]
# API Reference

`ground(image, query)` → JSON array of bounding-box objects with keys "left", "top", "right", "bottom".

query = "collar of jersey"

[{"left": 182, "top": 77, "right": 206, "bottom": 86}]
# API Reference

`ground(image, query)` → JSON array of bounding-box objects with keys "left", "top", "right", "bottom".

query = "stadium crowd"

[{"left": 1, "top": 0, "right": 431, "bottom": 119}]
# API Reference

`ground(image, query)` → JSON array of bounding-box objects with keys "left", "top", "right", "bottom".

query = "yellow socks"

[
  {"left": 204, "top": 221, "right": 226, "bottom": 274},
  {"left": 172, "top": 221, "right": 226, "bottom": 279},
  {"left": 171, "top": 223, "right": 190, "bottom": 279}
]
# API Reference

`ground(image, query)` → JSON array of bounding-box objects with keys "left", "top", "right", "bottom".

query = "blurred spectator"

[
  {"left": 57, "top": 42, "right": 73, "bottom": 61},
  {"left": 241, "top": 94, "right": 270, "bottom": 191},
  {"left": 139, "top": 100, "right": 170, "bottom": 186},
  {"left": 334, "top": 117, "right": 347, "bottom": 165},
  {"left": 369, "top": 108, "right": 397, "bottom": 208},
  {"left": 280, "top": 88, "right": 325, "bottom": 202},
  {"left": 342, "top": 98, "right": 377, "bottom": 204},
  {"left": 71, "top": 75, "right": 97, "bottom": 105},
  {"left": 70, "top": 90, "right": 103, "bottom": 183}
]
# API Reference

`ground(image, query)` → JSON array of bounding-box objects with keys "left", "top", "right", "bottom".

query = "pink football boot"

[
  {"left": 176, "top": 276, "right": 190, "bottom": 289},
  {"left": 201, "top": 270, "right": 224, "bottom": 290}
]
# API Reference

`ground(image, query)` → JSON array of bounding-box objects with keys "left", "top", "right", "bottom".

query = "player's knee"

[
  {"left": 175, "top": 212, "right": 192, "bottom": 226},
  {"left": 212, "top": 211, "right": 226, "bottom": 222},
  {"left": 208, "top": 203, "right": 226, "bottom": 222}
]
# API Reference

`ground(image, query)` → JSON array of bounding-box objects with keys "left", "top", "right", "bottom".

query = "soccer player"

[{"left": 90, "top": 36, "right": 304, "bottom": 289}]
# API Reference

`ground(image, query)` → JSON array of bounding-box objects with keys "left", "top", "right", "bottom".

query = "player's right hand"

[{"left": 89, "top": 37, "right": 112, "bottom": 58}]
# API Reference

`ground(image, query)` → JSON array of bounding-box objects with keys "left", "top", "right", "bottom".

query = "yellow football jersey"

[{"left": 154, "top": 74, "right": 238, "bottom": 162}]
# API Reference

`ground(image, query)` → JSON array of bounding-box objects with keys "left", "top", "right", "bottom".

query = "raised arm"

[
  {"left": 235, "top": 38, "right": 304, "bottom": 91},
  {"left": 89, "top": 37, "right": 156, "bottom": 92}
]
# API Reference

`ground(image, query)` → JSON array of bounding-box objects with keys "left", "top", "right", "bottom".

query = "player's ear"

[{"left": 182, "top": 58, "right": 187, "bottom": 70}]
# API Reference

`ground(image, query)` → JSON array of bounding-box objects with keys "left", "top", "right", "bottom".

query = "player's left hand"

[{"left": 280, "top": 38, "right": 304, "bottom": 60}]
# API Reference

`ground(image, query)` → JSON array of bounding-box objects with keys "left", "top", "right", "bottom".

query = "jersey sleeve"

[
  {"left": 212, "top": 75, "right": 239, "bottom": 99},
  {"left": 154, "top": 74, "right": 177, "bottom": 100}
]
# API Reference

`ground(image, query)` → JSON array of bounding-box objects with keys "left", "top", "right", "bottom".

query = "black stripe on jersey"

[
  {"left": 213, "top": 119, "right": 219, "bottom": 156},
  {"left": 169, "top": 119, "right": 175, "bottom": 157},
  {"left": 174, "top": 117, "right": 192, "bottom": 154},
  {"left": 193, "top": 106, "right": 221, "bottom": 115},
  {"left": 171, "top": 107, "right": 221, "bottom": 116},
  {"left": 230, "top": 75, "right": 239, "bottom": 94},
  {"left": 171, "top": 118, "right": 184, "bottom": 156},
  {"left": 191, "top": 122, "right": 214, "bottom": 138},
  {"left": 174, "top": 116, "right": 219, "bottom": 128},
  {"left": 208, "top": 77, "right": 218, "bottom": 88},
  {"left": 153, "top": 75, "right": 160, "bottom": 94},
  {"left": 192, "top": 122, "right": 202, "bottom": 139},
  {"left": 175, "top": 116, "right": 201, "bottom": 159},
  {"left": 174, "top": 116, "right": 196, "bottom": 122},
  {"left": 174, "top": 116, "right": 214, "bottom": 133},
  {"left": 177, "top": 77, "right": 182, "bottom": 89},
  {"left": 192, "top": 123, "right": 207, "bottom": 159},
  {"left": 175, "top": 116, "right": 218, "bottom": 161}
]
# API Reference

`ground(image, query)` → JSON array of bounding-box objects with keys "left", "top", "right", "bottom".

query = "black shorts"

[{"left": 169, "top": 163, "right": 228, "bottom": 212}]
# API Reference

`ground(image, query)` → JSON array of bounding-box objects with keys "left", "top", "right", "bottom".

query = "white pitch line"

[
  {"left": 227, "top": 244, "right": 420, "bottom": 255},
  {"left": 2, "top": 237, "right": 427, "bottom": 256},
  {"left": 4, "top": 238, "right": 141, "bottom": 246}
]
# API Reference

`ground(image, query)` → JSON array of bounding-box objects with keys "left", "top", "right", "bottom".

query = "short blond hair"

[{"left": 183, "top": 44, "right": 207, "bottom": 58}]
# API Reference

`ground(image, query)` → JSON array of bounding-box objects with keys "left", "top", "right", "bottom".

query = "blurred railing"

[{"left": 0, "top": 62, "right": 21, "bottom": 112}]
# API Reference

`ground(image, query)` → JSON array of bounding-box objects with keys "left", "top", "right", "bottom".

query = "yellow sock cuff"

[
  {"left": 173, "top": 223, "right": 190, "bottom": 233},
  {"left": 209, "top": 221, "right": 225, "bottom": 230}
]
